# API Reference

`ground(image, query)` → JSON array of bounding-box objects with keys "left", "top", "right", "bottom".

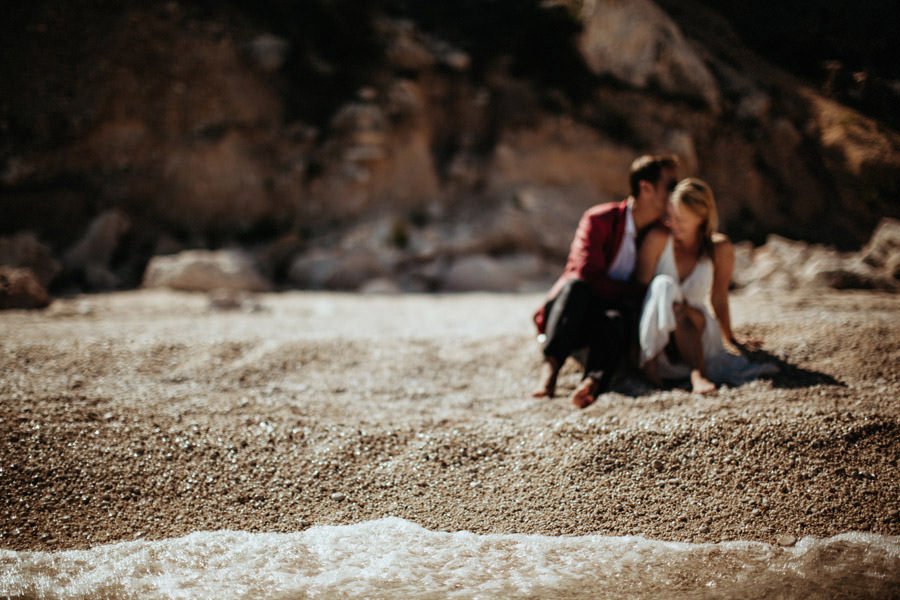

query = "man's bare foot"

[
  {"left": 571, "top": 377, "right": 599, "bottom": 409},
  {"left": 690, "top": 369, "right": 716, "bottom": 394},
  {"left": 532, "top": 357, "right": 559, "bottom": 399}
]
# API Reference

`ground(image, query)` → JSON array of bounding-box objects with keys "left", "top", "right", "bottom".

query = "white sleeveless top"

[
  {"left": 639, "top": 235, "right": 778, "bottom": 384},
  {"left": 654, "top": 236, "right": 714, "bottom": 310}
]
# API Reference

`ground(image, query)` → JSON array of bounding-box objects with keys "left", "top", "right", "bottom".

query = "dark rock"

[
  {"left": 0, "top": 233, "right": 61, "bottom": 288},
  {"left": 0, "top": 267, "right": 51, "bottom": 309},
  {"left": 63, "top": 210, "right": 131, "bottom": 290}
]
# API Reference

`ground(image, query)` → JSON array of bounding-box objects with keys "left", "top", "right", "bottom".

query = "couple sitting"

[{"left": 533, "top": 155, "right": 776, "bottom": 408}]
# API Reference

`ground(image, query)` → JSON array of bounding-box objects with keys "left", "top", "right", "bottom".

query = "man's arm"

[{"left": 575, "top": 210, "right": 645, "bottom": 305}]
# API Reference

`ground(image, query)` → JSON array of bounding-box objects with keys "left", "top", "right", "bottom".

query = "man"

[{"left": 532, "top": 154, "right": 679, "bottom": 408}]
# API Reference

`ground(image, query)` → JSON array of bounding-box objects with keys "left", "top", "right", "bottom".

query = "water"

[{"left": 1, "top": 518, "right": 898, "bottom": 599}]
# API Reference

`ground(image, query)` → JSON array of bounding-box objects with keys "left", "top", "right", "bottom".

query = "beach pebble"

[{"left": 330, "top": 492, "right": 346, "bottom": 501}]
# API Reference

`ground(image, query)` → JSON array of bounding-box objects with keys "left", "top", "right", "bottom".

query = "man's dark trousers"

[{"left": 541, "top": 279, "right": 629, "bottom": 390}]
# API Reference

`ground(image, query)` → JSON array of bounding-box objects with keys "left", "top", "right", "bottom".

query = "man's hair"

[{"left": 629, "top": 154, "right": 679, "bottom": 198}]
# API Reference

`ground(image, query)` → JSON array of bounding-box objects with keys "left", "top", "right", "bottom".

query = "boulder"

[
  {"left": 63, "top": 209, "right": 131, "bottom": 289},
  {"left": 441, "top": 254, "right": 522, "bottom": 292},
  {"left": 287, "top": 249, "right": 390, "bottom": 291},
  {"left": 861, "top": 218, "right": 900, "bottom": 272},
  {"left": 359, "top": 277, "right": 402, "bottom": 294},
  {"left": 495, "top": 253, "right": 545, "bottom": 281},
  {"left": 0, "top": 267, "right": 51, "bottom": 309},
  {"left": 286, "top": 250, "right": 340, "bottom": 290},
  {"left": 0, "top": 232, "right": 61, "bottom": 287},
  {"left": 256, "top": 233, "right": 307, "bottom": 282},
  {"left": 143, "top": 249, "right": 271, "bottom": 292},
  {"left": 577, "top": 0, "right": 721, "bottom": 109},
  {"left": 732, "top": 233, "right": 898, "bottom": 292}
]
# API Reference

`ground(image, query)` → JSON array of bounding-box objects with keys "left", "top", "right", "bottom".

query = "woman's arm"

[
  {"left": 711, "top": 234, "right": 736, "bottom": 343},
  {"left": 635, "top": 227, "right": 669, "bottom": 286}
]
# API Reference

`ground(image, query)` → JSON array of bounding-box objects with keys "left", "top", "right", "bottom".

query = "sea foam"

[{"left": 1, "top": 517, "right": 898, "bottom": 599}]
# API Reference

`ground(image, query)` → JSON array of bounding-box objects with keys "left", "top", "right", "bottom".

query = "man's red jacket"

[{"left": 533, "top": 199, "right": 647, "bottom": 333}]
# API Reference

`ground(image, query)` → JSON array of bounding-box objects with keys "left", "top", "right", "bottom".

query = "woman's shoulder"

[
  {"left": 711, "top": 233, "right": 732, "bottom": 249},
  {"left": 711, "top": 233, "right": 734, "bottom": 264}
]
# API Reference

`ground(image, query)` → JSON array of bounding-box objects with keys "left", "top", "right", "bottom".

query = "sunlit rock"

[{"left": 143, "top": 250, "right": 271, "bottom": 292}]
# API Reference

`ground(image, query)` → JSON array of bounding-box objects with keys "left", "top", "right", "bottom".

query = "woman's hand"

[{"left": 726, "top": 335, "right": 763, "bottom": 354}]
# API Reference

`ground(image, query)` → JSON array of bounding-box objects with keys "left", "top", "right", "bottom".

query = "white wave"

[{"left": 1, "top": 518, "right": 898, "bottom": 599}]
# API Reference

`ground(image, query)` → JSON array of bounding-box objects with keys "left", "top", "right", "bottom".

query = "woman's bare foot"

[
  {"left": 690, "top": 369, "right": 716, "bottom": 394},
  {"left": 532, "top": 357, "right": 559, "bottom": 399},
  {"left": 571, "top": 377, "right": 600, "bottom": 409}
]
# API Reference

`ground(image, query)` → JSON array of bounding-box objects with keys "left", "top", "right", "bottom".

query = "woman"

[{"left": 635, "top": 178, "right": 777, "bottom": 393}]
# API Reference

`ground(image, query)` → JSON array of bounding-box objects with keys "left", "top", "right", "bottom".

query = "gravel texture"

[{"left": 1, "top": 289, "right": 898, "bottom": 551}]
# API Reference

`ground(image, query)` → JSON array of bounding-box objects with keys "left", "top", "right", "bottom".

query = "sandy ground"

[{"left": 1, "top": 289, "right": 898, "bottom": 551}]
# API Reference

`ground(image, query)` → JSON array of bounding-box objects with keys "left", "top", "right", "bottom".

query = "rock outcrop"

[
  {"left": 733, "top": 220, "right": 900, "bottom": 293},
  {"left": 577, "top": 0, "right": 720, "bottom": 110}
]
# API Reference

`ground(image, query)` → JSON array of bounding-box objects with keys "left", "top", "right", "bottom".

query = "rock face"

[
  {"left": 0, "top": 267, "right": 51, "bottom": 309},
  {"left": 577, "top": 0, "right": 721, "bottom": 109},
  {"left": 1, "top": 0, "right": 898, "bottom": 294},
  {"left": 143, "top": 250, "right": 271, "bottom": 293}
]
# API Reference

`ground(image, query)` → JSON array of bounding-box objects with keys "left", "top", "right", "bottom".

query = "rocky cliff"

[{"left": 1, "top": 0, "right": 898, "bottom": 295}]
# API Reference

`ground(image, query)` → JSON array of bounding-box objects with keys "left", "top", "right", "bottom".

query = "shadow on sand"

[
  {"left": 741, "top": 347, "right": 844, "bottom": 389},
  {"left": 603, "top": 347, "right": 844, "bottom": 398}
]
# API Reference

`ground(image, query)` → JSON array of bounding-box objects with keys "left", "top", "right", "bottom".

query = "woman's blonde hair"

[{"left": 672, "top": 178, "right": 718, "bottom": 256}]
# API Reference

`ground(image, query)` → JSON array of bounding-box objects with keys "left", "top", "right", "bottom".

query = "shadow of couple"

[{"left": 601, "top": 346, "right": 844, "bottom": 398}]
